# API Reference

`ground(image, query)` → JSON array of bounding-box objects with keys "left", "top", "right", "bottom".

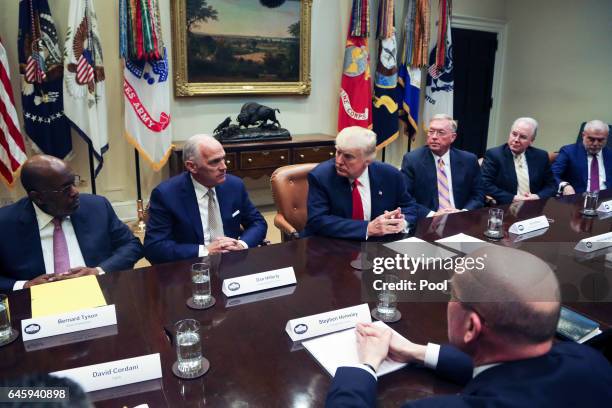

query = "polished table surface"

[{"left": 1, "top": 192, "right": 611, "bottom": 407}]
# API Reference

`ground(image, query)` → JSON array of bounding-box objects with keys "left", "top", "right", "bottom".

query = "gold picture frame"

[{"left": 171, "top": 0, "right": 312, "bottom": 96}]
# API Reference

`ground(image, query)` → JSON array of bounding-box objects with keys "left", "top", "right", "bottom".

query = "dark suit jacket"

[
  {"left": 144, "top": 172, "right": 267, "bottom": 264},
  {"left": 0, "top": 195, "right": 144, "bottom": 292},
  {"left": 552, "top": 143, "right": 612, "bottom": 193},
  {"left": 303, "top": 159, "right": 419, "bottom": 240},
  {"left": 482, "top": 144, "right": 557, "bottom": 204},
  {"left": 326, "top": 342, "right": 612, "bottom": 407},
  {"left": 401, "top": 146, "right": 484, "bottom": 215}
]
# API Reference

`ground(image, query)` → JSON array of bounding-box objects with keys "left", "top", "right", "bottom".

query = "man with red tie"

[
  {"left": 303, "top": 126, "right": 419, "bottom": 240},
  {"left": 552, "top": 120, "right": 612, "bottom": 195},
  {"left": 0, "top": 155, "right": 143, "bottom": 292}
]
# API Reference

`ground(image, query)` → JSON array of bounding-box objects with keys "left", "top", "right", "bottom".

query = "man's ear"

[
  {"left": 184, "top": 160, "right": 196, "bottom": 174},
  {"left": 463, "top": 312, "right": 483, "bottom": 345}
]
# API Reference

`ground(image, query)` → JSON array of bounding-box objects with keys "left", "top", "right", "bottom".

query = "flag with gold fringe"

[
  {"left": 120, "top": 0, "right": 172, "bottom": 171},
  {"left": 372, "top": 0, "right": 399, "bottom": 149},
  {"left": 338, "top": 0, "right": 372, "bottom": 131}
]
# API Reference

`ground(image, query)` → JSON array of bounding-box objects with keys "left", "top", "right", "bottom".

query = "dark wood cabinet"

[{"left": 170, "top": 133, "right": 336, "bottom": 178}]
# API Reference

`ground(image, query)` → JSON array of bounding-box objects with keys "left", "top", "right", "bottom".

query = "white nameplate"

[
  {"left": 21, "top": 305, "right": 117, "bottom": 341},
  {"left": 509, "top": 215, "right": 549, "bottom": 235},
  {"left": 222, "top": 267, "right": 296, "bottom": 297},
  {"left": 574, "top": 232, "right": 612, "bottom": 253},
  {"left": 51, "top": 353, "right": 162, "bottom": 393},
  {"left": 597, "top": 200, "right": 612, "bottom": 213},
  {"left": 285, "top": 303, "right": 371, "bottom": 342}
]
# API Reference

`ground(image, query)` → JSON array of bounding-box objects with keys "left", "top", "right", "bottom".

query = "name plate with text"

[
  {"left": 222, "top": 267, "right": 296, "bottom": 297},
  {"left": 575, "top": 232, "right": 612, "bottom": 253},
  {"left": 21, "top": 305, "right": 117, "bottom": 341},
  {"left": 509, "top": 215, "right": 549, "bottom": 235},
  {"left": 285, "top": 303, "right": 371, "bottom": 342},
  {"left": 51, "top": 353, "right": 162, "bottom": 393},
  {"left": 597, "top": 200, "right": 612, "bottom": 213}
]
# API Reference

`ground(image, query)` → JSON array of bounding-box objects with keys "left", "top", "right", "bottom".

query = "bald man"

[
  {"left": 0, "top": 155, "right": 143, "bottom": 292},
  {"left": 326, "top": 246, "right": 612, "bottom": 407},
  {"left": 144, "top": 134, "right": 267, "bottom": 264}
]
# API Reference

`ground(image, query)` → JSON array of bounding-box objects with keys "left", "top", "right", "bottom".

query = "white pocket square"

[{"left": 232, "top": 210, "right": 240, "bottom": 218}]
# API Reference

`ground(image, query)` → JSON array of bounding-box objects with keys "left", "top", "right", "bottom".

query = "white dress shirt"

[
  {"left": 13, "top": 203, "right": 90, "bottom": 290},
  {"left": 350, "top": 167, "right": 372, "bottom": 222},
  {"left": 191, "top": 176, "right": 247, "bottom": 257},
  {"left": 587, "top": 150, "right": 607, "bottom": 191}
]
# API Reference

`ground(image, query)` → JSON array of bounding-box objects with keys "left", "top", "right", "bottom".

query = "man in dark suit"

[
  {"left": 0, "top": 155, "right": 143, "bottom": 292},
  {"left": 552, "top": 119, "right": 612, "bottom": 195},
  {"left": 326, "top": 246, "right": 612, "bottom": 407},
  {"left": 482, "top": 117, "right": 556, "bottom": 204},
  {"left": 304, "top": 126, "right": 419, "bottom": 240},
  {"left": 401, "top": 114, "right": 483, "bottom": 217},
  {"left": 144, "top": 134, "right": 267, "bottom": 264}
]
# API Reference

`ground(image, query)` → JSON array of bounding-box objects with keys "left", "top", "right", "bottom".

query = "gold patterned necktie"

[
  {"left": 207, "top": 189, "right": 224, "bottom": 241},
  {"left": 515, "top": 154, "right": 530, "bottom": 195}
]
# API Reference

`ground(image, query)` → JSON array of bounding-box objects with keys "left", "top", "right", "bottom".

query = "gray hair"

[
  {"left": 584, "top": 119, "right": 609, "bottom": 135},
  {"left": 430, "top": 113, "right": 458, "bottom": 132},
  {"left": 512, "top": 117, "right": 539, "bottom": 140},
  {"left": 182, "top": 134, "right": 217, "bottom": 164},
  {"left": 335, "top": 126, "right": 377, "bottom": 160}
]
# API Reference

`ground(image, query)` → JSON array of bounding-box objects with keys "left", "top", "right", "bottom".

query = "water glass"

[
  {"left": 0, "top": 294, "right": 11, "bottom": 341},
  {"left": 376, "top": 291, "right": 398, "bottom": 317},
  {"left": 583, "top": 191, "right": 599, "bottom": 215},
  {"left": 486, "top": 208, "right": 504, "bottom": 237},
  {"left": 191, "top": 261, "right": 212, "bottom": 306},
  {"left": 175, "top": 319, "right": 203, "bottom": 376}
]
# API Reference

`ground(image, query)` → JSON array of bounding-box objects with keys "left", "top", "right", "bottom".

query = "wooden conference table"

[{"left": 2, "top": 191, "right": 611, "bottom": 407}]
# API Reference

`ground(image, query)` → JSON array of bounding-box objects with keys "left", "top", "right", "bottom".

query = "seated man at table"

[
  {"left": 303, "top": 126, "right": 419, "bottom": 240},
  {"left": 144, "top": 134, "right": 267, "bottom": 264},
  {"left": 552, "top": 119, "right": 612, "bottom": 195},
  {"left": 0, "top": 155, "right": 143, "bottom": 292},
  {"left": 401, "top": 114, "right": 483, "bottom": 217},
  {"left": 326, "top": 246, "right": 612, "bottom": 407},
  {"left": 481, "top": 117, "right": 556, "bottom": 204}
]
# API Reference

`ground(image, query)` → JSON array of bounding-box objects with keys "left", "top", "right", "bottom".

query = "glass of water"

[
  {"left": 0, "top": 294, "right": 12, "bottom": 342},
  {"left": 485, "top": 208, "right": 504, "bottom": 239},
  {"left": 175, "top": 319, "right": 203, "bottom": 377},
  {"left": 582, "top": 191, "right": 599, "bottom": 216},
  {"left": 371, "top": 274, "right": 401, "bottom": 323},
  {"left": 191, "top": 261, "right": 211, "bottom": 306}
]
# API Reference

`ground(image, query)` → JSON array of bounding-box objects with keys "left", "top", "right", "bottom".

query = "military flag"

[
  {"left": 372, "top": 0, "right": 399, "bottom": 149},
  {"left": 338, "top": 0, "right": 372, "bottom": 131},
  {"left": 18, "top": 0, "right": 71, "bottom": 159},
  {"left": 0, "top": 37, "right": 28, "bottom": 186},
  {"left": 422, "top": 0, "right": 454, "bottom": 129},
  {"left": 63, "top": 0, "right": 108, "bottom": 177},
  {"left": 120, "top": 0, "right": 172, "bottom": 170}
]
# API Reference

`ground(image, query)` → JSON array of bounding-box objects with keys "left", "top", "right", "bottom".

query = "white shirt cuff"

[
  {"left": 238, "top": 240, "right": 249, "bottom": 249},
  {"left": 198, "top": 245, "right": 209, "bottom": 257},
  {"left": 427, "top": 211, "right": 435, "bottom": 218},
  {"left": 423, "top": 342, "right": 441, "bottom": 369},
  {"left": 96, "top": 267, "right": 105, "bottom": 275},
  {"left": 342, "top": 364, "right": 378, "bottom": 381},
  {"left": 13, "top": 280, "right": 27, "bottom": 291}
]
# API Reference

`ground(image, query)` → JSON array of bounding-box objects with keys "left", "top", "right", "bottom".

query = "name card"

[
  {"left": 574, "top": 232, "right": 612, "bottom": 253},
  {"left": 597, "top": 200, "right": 612, "bottom": 213},
  {"left": 509, "top": 215, "right": 549, "bottom": 235},
  {"left": 222, "top": 267, "right": 296, "bottom": 297},
  {"left": 21, "top": 305, "right": 117, "bottom": 341},
  {"left": 285, "top": 303, "right": 371, "bottom": 342},
  {"left": 51, "top": 353, "right": 162, "bottom": 393}
]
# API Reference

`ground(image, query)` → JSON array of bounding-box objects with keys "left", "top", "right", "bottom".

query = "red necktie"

[
  {"left": 52, "top": 218, "right": 70, "bottom": 274},
  {"left": 351, "top": 179, "right": 364, "bottom": 220},
  {"left": 590, "top": 154, "right": 600, "bottom": 192}
]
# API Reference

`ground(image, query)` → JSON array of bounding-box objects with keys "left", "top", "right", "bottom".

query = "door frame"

[{"left": 452, "top": 15, "right": 507, "bottom": 150}]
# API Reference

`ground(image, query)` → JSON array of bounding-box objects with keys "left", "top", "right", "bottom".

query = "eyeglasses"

[
  {"left": 39, "top": 175, "right": 81, "bottom": 196},
  {"left": 427, "top": 128, "right": 451, "bottom": 137}
]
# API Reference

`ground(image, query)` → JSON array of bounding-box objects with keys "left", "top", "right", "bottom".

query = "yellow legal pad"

[{"left": 30, "top": 275, "right": 107, "bottom": 318}]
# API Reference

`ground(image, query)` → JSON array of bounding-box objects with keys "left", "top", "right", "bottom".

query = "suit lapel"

[
  {"left": 449, "top": 149, "right": 463, "bottom": 205},
  {"left": 578, "top": 143, "right": 589, "bottom": 184},
  {"left": 368, "top": 163, "right": 381, "bottom": 218},
  {"left": 181, "top": 173, "right": 204, "bottom": 244},
  {"left": 70, "top": 207, "right": 92, "bottom": 265},
  {"left": 334, "top": 171, "right": 353, "bottom": 218},
  {"left": 215, "top": 183, "right": 230, "bottom": 236},
  {"left": 503, "top": 145, "right": 519, "bottom": 191},
  {"left": 19, "top": 200, "right": 45, "bottom": 273},
  {"left": 421, "top": 149, "right": 438, "bottom": 209},
  {"left": 603, "top": 148, "right": 612, "bottom": 189}
]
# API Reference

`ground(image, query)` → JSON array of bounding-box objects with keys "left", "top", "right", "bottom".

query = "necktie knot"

[
  {"left": 52, "top": 217, "right": 62, "bottom": 228},
  {"left": 352, "top": 179, "right": 360, "bottom": 188}
]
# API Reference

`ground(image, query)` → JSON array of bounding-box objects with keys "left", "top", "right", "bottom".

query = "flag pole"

[
  {"left": 88, "top": 146, "right": 96, "bottom": 194},
  {"left": 133, "top": 149, "right": 146, "bottom": 232}
]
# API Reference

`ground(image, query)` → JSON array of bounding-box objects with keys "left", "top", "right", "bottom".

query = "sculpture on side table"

[{"left": 213, "top": 102, "right": 291, "bottom": 143}]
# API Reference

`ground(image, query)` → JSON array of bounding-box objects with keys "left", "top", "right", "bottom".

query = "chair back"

[{"left": 270, "top": 163, "right": 317, "bottom": 240}]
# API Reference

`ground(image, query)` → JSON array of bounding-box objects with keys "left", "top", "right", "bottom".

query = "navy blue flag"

[{"left": 18, "top": 0, "right": 71, "bottom": 159}]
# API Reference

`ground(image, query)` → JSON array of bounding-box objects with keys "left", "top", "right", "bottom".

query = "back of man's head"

[{"left": 453, "top": 246, "right": 560, "bottom": 348}]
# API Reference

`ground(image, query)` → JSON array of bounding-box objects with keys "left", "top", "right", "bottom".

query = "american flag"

[
  {"left": 25, "top": 52, "right": 47, "bottom": 83},
  {"left": 76, "top": 51, "right": 94, "bottom": 84},
  {"left": 0, "top": 38, "right": 27, "bottom": 186}
]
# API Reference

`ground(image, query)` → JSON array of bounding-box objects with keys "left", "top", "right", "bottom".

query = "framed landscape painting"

[{"left": 171, "top": 0, "right": 312, "bottom": 96}]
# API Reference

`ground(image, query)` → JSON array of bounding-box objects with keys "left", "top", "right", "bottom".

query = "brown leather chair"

[{"left": 270, "top": 163, "right": 317, "bottom": 242}]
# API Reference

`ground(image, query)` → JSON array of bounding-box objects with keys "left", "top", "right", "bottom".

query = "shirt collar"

[
  {"left": 32, "top": 202, "right": 57, "bottom": 231},
  {"left": 350, "top": 166, "right": 369, "bottom": 187},
  {"left": 191, "top": 175, "right": 214, "bottom": 199},
  {"left": 472, "top": 362, "right": 501, "bottom": 378},
  {"left": 431, "top": 149, "right": 451, "bottom": 165}
]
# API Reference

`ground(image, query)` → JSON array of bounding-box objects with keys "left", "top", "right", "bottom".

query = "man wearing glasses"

[
  {"left": 326, "top": 246, "right": 612, "bottom": 407},
  {"left": 401, "top": 114, "right": 483, "bottom": 218},
  {"left": 0, "top": 155, "right": 143, "bottom": 291},
  {"left": 552, "top": 119, "right": 611, "bottom": 195}
]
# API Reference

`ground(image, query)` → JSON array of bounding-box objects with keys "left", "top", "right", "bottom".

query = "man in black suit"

[
  {"left": 401, "top": 114, "right": 483, "bottom": 217},
  {"left": 0, "top": 155, "right": 143, "bottom": 292},
  {"left": 326, "top": 246, "right": 612, "bottom": 407},
  {"left": 482, "top": 117, "right": 556, "bottom": 204}
]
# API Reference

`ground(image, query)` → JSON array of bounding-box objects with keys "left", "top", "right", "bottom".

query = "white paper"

[
  {"left": 222, "top": 267, "right": 296, "bottom": 297},
  {"left": 302, "top": 321, "right": 408, "bottom": 377},
  {"left": 509, "top": 215, "right": 549, "bottom": 235},
  {"left": 285, "top": 304, "right": 371, "bottom": 341}
]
